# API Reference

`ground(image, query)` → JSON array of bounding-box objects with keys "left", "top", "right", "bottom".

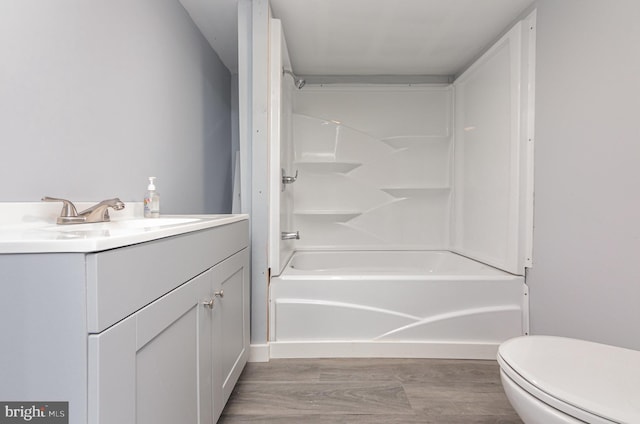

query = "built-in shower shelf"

[
  {"left": 381, "top": 136, "right": 451, "bottom": 149},
  {"left": 294, "top": 161, "right": 362, "bottom": 174},
  {"left": 294, "top": 210, "right": 362, "bottom": 222},
  {"left": 381, "top": 187, "right": 450, "bottom": 198}
]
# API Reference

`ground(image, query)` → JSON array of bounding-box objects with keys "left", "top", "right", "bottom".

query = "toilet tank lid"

[{"left": 499, "top": 336, "right": 640, "bottom": 424}]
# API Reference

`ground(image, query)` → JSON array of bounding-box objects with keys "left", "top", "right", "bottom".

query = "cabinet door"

[
  {"left": 212, "top": 249, "right": 250, "bottom": 420},
  {"left": 88, "top": 269, "right": 214, "bottom": 424}
]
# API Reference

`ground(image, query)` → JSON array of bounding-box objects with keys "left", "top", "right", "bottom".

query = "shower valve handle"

[{"left": 282, "top": 169, "right": 298, "bottom": 185}]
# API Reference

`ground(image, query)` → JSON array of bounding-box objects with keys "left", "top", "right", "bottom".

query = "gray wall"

[
  {"left": 0, "top": 0, "right": 232, "bottom": 214},
  {"left": 529, "top": 0, "right": 640, "bottom": 349}
]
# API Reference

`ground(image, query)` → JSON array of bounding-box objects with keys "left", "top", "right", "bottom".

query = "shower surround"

[
  {"left": 292, "top": 86, "right": 452, "bottom": 250},
  {"left": 268, "top": 13, "right": 535, "bottom": 358}
]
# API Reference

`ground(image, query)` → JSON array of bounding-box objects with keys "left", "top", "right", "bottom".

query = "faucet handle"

[
  {"left": 282, "top": 169, "right": 299, "bottom": 185},
  {"left": 42, "top": 196, "right": 78, "bottom": 217},
  {"left": 281, "top": 168, "right": 299, "bottom": 192}
]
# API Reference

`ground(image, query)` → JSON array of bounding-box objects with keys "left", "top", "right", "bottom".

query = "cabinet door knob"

[
  {"left": 214, "top": 290, "right": 224, "bottom": 298},
  {"left": 203, "top": 299, "right": 215, "bottom": 309}
]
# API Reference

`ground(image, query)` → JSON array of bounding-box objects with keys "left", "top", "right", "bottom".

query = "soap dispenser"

[{"left": 144, "top": 177, "right": 160, "bottom": 218}]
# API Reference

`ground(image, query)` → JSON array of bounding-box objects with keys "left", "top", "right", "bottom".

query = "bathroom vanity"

[{"left": 0, "top": 208, "right": 249, "bottom": 424}]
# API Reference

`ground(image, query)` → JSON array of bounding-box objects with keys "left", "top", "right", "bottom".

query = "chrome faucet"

[
  {"left": 43, "top": 196, "right": 125, "bottom": 224},
  {"left": 281, "top": 231, "right": 300, "bottom": 240},
  {"left": 78, "top": 198, "right": 125, "bottom": 223}
]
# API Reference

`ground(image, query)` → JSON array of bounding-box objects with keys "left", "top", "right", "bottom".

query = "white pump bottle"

[{"left": 144, "top": 177, "right": 160, "bottom": 218}]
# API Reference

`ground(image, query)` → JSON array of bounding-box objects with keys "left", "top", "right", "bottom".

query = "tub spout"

[{"left": 281, "top": 231, "right": 300, "bottom": 240}]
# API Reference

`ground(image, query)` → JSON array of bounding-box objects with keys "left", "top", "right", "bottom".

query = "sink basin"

[
  {"left": 40, "top": 217, "right": 201, "bottom": 233},
  {"left": 56, "top": 218, "right": 199, "bottom": 231},
  {"left": 112, "top": 217, "right": 201, "bottom": 228}
]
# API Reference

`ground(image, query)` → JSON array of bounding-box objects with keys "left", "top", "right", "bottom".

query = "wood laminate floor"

[{"left": 219, "top": 358, "right": 523, "bottom": 423}]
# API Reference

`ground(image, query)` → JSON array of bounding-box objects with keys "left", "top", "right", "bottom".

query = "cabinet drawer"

[{"left": 86, "top": 220, "right": 249, "bottom": 333}]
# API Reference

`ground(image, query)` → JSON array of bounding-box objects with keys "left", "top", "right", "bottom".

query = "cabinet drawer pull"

[
  {"left": 203, "top": 299, "right": 215, "bottom": 309},
  {"left": 215, "top": 290, "right": 224, "bottom": 298}
]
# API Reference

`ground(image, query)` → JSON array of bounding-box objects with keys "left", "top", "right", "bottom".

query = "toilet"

[{"left": 497, "top": 336, "right": 640, "bottom": 424}]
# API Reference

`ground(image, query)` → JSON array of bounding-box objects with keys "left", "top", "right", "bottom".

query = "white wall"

[
  {"left": 0, "top": 0, "right": 232, "bottom": 214},
  {"left": 243, "top": 0, "right": 271, "bottom": 345},
  {"left": 529, "top": 0, "right": 640, "bottom": 350},
  {"left": 292, "top": 86, "right": 453, "bottom": 250},
  {"left": 453, "top": 15, "right": 535, "bottom": 276},
  {"left": 276, "top": 26, "right": 296, "bottom": 275}
]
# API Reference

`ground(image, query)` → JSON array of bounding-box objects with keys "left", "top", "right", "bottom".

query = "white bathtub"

[{"left": 269, "top": 250, "right": 528, "bottom": 359}]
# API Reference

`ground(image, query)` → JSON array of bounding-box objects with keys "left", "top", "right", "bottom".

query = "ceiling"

[{"left": 181, "top": 0, "right": 535, "bottom": 77}]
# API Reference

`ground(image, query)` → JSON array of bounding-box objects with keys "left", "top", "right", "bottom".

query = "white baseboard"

[
  {"left": 269, "top": 341, "right": 499, "bottom": 360},
  {"left": 248, "top": 343, "right": 270, "bottom": 362}
]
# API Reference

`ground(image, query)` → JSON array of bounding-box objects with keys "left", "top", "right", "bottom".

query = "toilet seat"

[
  {"left": 500, "top": 367, "right": 593, "bottom": 424},
  {"left": 498, "top": 336, "right": 640, "bottom": 424}
]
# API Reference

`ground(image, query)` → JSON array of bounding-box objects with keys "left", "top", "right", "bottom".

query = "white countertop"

[{"left": 0, "top": 202, "right": 248, "bottom": 254}]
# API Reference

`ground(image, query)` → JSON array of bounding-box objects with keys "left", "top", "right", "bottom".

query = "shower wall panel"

[
  {"left": 291, "top": 86, "right": 452, "bottom": 250},
  {"left": 452, "top": 13, "right": 535, "bottom": 276},
  {"left": 268, "top": 19, "right": 296, "bottom": 276},
  {"left": 277, "top": 66, "right": 295, "bottom": 271}
]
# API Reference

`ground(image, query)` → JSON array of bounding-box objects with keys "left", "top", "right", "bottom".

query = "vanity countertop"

[{"left": 0, "top": 202, "right": 248, "bottom": 254}]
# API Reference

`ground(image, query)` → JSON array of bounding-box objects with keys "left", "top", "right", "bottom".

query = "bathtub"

[{"left": 269, "top": 250, "right": 528, "bottom": 359}]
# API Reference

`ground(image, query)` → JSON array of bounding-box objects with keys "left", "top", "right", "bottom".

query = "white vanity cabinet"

[
  {"left": 0, "top": 217, "right": 249, "bottom": 424},
  {"left": 89, "top": 249, "right": 248, "bottom": 424}
]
